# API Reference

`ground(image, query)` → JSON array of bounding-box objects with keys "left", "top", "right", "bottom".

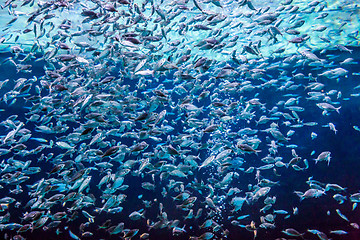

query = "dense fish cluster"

[{"left": 0, "top": 0, "right": 360, "bottom": 239}]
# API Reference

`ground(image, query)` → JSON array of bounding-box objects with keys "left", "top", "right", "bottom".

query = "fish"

[
  {"left": 295, "top": 188, "right": 326, "bottom": 201},
  {"left": 335, "top": 209, "right": 349, "bottom": 222},
  {"left": 237, "top": 143, "right": 261, "bottom": 154},
  {"left": 102, "top": 146, "right": 121, "bottom": 157},
  {"left": 282, "top": 228, "right": 304, "bottom": 237},
  {"left": 0, "top": 0, "right": 358, "bottom": 239},
  {"left": 314, "top": 151, "right": 331, "bottom": 165},
  {"left": 316, "top": 103, "right": 341, "bottom": 114}
]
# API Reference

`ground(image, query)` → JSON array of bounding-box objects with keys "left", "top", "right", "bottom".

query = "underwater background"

[{"left": 0, "top": 0, "right": 360, "bottom": 240}]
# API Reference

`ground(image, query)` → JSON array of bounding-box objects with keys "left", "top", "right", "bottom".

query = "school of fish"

[{"left": 0, "top": 0, "right": 360, "bottom": 239}]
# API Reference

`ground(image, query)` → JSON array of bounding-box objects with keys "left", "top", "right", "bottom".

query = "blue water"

[{"left": 0, "top": 45, "right": 360, "bottom": 240}]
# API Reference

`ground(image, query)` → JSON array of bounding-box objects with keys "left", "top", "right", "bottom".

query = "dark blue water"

[{"left": 0, "top": 47, "right": 360, "bottom": 240}]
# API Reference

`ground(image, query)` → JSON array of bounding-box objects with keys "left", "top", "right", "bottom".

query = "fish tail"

[
  {"left": 294, "top": 191, "right": 303, "bottom": 199},
  {"left": 336, "top": 106, "right": 341, "bottom": 114}
]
